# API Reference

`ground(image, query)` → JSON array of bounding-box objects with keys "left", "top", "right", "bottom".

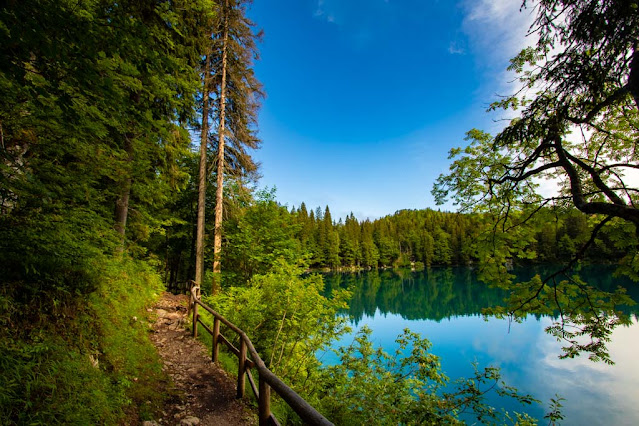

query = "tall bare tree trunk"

[
  {"left": 195, "top": 53, "right": 212, "bottom": 286},
  {"left": 212, "top": 0, "right": 229, "bottom": 295},
  {"left": 114, "top": 135, "right": 133, "bottom": 251}
]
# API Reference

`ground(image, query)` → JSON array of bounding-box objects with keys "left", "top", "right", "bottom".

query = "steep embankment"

[{"left": 0, "top": 259, "right": 170, "bottom": 424}]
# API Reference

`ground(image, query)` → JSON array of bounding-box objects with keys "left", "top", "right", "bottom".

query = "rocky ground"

[{"left": 144, "top": 292, "right": 256, "bottom": 426}]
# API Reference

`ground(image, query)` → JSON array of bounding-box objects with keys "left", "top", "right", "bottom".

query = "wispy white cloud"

[
  {"left": 463, "top": 0, "right": 537, "bottom": 58},
  {"left": 454, "top": 0, "right": 540, "bottom": 137},
  {"left": 460, "top": 0, "right": 538, "bottom": 101},
  {"left": 448, "top": 41, "right": 465, "bottom": 55},
  {"left": 313, "top": 0, "right": 339, "bottom": 24},
  {"left": 312, "top": 0, "right": 393, "bottom": 33}
]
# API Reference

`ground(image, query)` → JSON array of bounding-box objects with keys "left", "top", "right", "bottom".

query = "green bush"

[
  {"left": 200, "top": 261, "right": 547, "bottom": 425},
  {"left": 0, "top": 208, "right": 116, "bottom": 296},
  {"left": 206, "top": 260, "right": 351, "bottom": 385}
]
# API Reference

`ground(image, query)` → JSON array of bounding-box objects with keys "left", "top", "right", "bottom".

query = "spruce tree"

[{"left": 200, "top": 0, "right": 263, "bottom": 293}]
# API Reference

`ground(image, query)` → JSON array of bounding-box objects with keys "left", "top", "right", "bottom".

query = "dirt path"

[{"left": 146, "top": 292, "right": 256, "bottom": 426}]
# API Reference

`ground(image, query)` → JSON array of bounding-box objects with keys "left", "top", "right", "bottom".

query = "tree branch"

[
  {"left": 562, "top": 150, "right": 627, "bottom": 206},
  {"left": 490, "top": 161, "right": 561, "bottom": 185},
  {"left": 554, "top": 134, "right": 639, "bottom": 225}
]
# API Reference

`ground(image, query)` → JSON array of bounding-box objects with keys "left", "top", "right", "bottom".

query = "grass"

[{"left": 0, "top": 256, "right": 172, "bottom": 425}]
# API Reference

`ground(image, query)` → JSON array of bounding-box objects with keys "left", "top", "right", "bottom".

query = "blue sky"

[{"left": 247, "top": 0, "right": 536, "bottom": 221}]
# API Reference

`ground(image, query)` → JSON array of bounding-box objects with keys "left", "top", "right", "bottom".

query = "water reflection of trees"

[{"left": 323, "top": 266, "right": 639, "bottom": 324}]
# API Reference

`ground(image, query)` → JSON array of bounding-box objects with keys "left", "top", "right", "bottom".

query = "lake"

[{"left": 320, "top": 266, "right": 639, "bottom": 425}]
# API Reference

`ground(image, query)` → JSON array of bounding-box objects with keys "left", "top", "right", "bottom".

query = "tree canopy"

[
  {"left": 433, "top": 0, "right": 639, "bottom": 363},
  {"left": 0, "top": 0, "right": 212, "bottom": 291}
]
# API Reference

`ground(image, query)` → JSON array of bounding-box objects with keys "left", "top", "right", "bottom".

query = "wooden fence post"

[
  {"left": 258, "top": 374, "right": 271, "bottom": 426},
  {"left": 192, "top": 301, "right": 199, "bottom": 338},
  {"left": 237, "top": 338, "right": 247, "bottom": 398},
  {"left": 212, "top": 318, "right": 220, "bottom": 362}
]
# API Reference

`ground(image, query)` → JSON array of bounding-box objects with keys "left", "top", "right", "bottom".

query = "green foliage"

[
  {"left": 484, "top": 272, "right": 634, "bottom": 364},
  {"left": 0, "top": 0, "right": 213, "bottom": 421},
  {"left": 206, "top": 260, "right": 351, "bottom": 384},
  {"left": 222, "top": 189, "right": 304, "bottom": 285},
  {"left": 0, "top": 0, "right": 210, "bottom": 281},
  {"left": 160, "top": 181, "right": 633, "bottom": 296},
  {"left": 163, "top": 181, "right": 619, "bottom": 289},
  {"left": 198, "top": 261, "right": 554, "bottom": 425},
  {"left": 204, "top": 0, "right": 263, "bottom": 181},
  {"left": 0, "top": 205, "right": 118, "bottom": 294},
  {"left": 295, "top": 206, "right": 483, "bottom": 269},
  {"left": 310, "top": 327, "right": 539, "bottom": 426},
  {"left": 432, "top": 0, "right": 639, "bottom": 363},
  {"left": 291, "top": 200, "right": 621, "bottom": 272},
  {"left": 0, "top": 337, "right": 124, "bottom": 425},
  {"left": 544, "top": 395, "right": 565, "bottom": 425}
]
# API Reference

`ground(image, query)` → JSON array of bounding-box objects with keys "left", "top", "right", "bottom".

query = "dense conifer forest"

[{"left": 163, "top": 193, "right": 628, "bottom": 289}]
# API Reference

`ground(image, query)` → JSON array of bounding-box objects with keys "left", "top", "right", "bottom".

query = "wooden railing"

[{"left": 189, "top": 282, "right": 333, "bottom": 426}]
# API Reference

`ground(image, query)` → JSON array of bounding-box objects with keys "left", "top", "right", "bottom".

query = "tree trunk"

[
  {"left": 195, "top": 53, "right": 212, "bottom": 286},
  {"left": 187, "top": 201, "right": 197, "bottom": 287},
  {"left": 114, "top": 135, "right": 133, "bottom": 250},
  {"left": 629, "top": 44, "right": 639, "bottom": 111},
  {"left": 212, "top": 0, "right": 229, "bottom": 295}
]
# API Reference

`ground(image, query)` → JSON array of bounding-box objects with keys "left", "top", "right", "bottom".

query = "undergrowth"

[{"left": 0, "top": 256, "right": 168, "bottom": 425}]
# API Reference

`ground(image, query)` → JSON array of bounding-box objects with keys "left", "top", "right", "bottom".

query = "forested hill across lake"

[{"left": 165, "top": 195, "right": 630, "bottom": 288}]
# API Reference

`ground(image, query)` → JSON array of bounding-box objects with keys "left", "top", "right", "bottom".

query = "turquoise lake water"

[{"left": 320, "top": 266, "right": 639, "bottom": 425}]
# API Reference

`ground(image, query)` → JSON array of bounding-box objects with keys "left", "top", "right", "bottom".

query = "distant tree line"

[
  {"left": 160, "top": 186, "right": 631, "bottom": 289},
  {"left": 286, "top": 202, "right": 627, "bottom": 271}
]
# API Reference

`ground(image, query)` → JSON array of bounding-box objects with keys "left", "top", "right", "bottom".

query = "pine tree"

[
  {"left": 195, "top": 49, "right": 213, "bottom": 286},
  {"left": 202, "top": 0, "right": 263, "bottom": 293}
]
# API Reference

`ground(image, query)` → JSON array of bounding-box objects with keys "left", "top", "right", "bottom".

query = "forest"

[
  {"left": 164, "top": 194, "right": 631, "bottom": 290},
  {"left": 2, "top": 0, "right": 638, "bottom": 424}
]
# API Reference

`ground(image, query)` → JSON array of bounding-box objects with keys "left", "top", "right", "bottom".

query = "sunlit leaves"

[
  {"left": 206, "top": 260, "right": 351, "bottom": 385},
  {"left": 315, "top": 327, "right": 540, "bottom": 425}
]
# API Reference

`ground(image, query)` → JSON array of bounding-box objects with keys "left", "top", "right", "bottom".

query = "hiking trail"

[{"left": 145, "top": 292, "right": 256, "bottom": 426}]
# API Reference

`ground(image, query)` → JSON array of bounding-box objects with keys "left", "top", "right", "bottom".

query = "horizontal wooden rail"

[{"left": 188, "top": 281, "right": 333, "bottom": 426}]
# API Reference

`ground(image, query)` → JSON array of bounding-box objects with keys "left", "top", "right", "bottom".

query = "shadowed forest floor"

[{"left": 147, "top": 293, "right": 255, "bottom": 426}]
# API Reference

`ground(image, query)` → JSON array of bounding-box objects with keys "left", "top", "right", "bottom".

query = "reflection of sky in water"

[{"left": 321, "top": 311, "right": 639, "bottom": 425}]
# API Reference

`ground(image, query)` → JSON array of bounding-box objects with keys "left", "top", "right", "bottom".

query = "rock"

[
  {"left": 166, "top": 312, "right": 182, "bottom": 320},
  {"left": 142, "top": 421, "right": 159, "bottom": 426},
  {"left": 156, "top": 309, "right": 168, "bottom": 318},
  {"left": 180, "top": 416, "right": 200, "bottom": 425}
]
